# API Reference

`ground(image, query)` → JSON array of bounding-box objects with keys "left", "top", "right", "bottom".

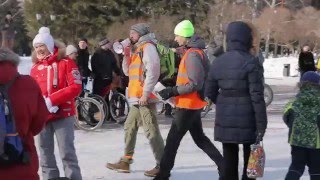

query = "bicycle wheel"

[
  {"left": 109, "top": 92, "right": 130, "bottom": 124},
  {"left": 264, "top": 84, "right": 273, "bottom": 107},
  {"left": 88, "top": 94, "right": 109, "bottom": 121},
  {"left": 75, "top": 97, "right": 105, "bottom": 131}
]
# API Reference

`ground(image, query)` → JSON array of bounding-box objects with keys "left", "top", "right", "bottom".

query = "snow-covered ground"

[{"left": 17, "top": 56, "right": 310, "bottom": 180}]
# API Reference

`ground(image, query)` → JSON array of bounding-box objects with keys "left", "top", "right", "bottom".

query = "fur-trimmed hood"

[
  {"left": 32, "top": 40, "right": 66, "bottom": 64},
  {"left": 225, "top": 21, "right": 260, "bottom": 56},
  {"left": 0, "top": 48, "right": 20, "bottom": 66}
]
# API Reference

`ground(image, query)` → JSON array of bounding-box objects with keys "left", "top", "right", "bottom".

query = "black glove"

[
  {"left": 255, "top": 132, "right": 264, "bottom": 144},
  {"left": 158, "top": 86, "right": 179, "bottom": 100}
]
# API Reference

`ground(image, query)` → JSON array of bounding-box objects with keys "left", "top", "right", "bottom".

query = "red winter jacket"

[
  {"left": 30, "top": 47, "right": 82, "bottom": 121},
  {"left": 0, "top": 62, "right": 48, "bottom": 180}
]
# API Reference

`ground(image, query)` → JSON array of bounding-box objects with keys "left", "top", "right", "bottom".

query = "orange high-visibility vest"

[
  {"left": 175, "top": 48, "right": 207, "bottom": 109},
  {"left": 128, "top": 43, "right": 157, "bottom": 99}
]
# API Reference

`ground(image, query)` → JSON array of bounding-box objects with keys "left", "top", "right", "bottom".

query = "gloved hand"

[
  {"left": 158, "top": 87, "right": 179, "bottom": 100},
  {"left": 44, "top": 97, "right": 59, "bottom": 113},
  {"left": 204, "top": 97, "right": 213, "bottom": 107},
  {"left": 256, "top": 132, "right": 264, "bottom": 144}
]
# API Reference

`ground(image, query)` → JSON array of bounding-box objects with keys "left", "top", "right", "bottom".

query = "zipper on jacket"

[{"left": 47, "top": 65, "right": 52, "bottom": 95}]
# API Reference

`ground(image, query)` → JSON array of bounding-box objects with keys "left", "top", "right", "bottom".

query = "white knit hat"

[
  {"left": 32, "top": 27, "right": 54, "bottom": 54},
  {"left": 66, "top": 45, "right": 78, "bottom": 56}
]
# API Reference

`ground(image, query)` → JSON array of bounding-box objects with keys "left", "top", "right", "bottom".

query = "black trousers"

[
  {"left": 285, "top": 145, "right": 320, "bottom": 180},
  {"left": 157, "top": 109, "right": 223, "bottom": 178},
  {"left": 222, "top": 143, "right": 255, "bottom": 180}
]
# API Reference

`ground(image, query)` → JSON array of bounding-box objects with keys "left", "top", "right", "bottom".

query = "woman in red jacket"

[
  {"left": 30, "top": 27, "right": 83, "bottom": 180},
  {"left": 0, "top": 48, "right": 48, "bottom": 180}
]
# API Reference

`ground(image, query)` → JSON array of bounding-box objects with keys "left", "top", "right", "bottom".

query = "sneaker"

[
  {"left": 144, "top": 165, "right": 160, "bottom": 177},
  {"left": 106, "top": 160, "right": 130, "bottom": 173}
]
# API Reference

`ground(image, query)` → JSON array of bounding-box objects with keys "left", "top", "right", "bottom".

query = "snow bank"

[
  {"left": 17, "top": 56, "right": 300, "bottom": 79},
  {"left": 264, "top": 56, "right": 299, "bottom": 78}
]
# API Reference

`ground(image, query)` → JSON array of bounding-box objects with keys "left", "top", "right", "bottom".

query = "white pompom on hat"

[{"left": 32, "top": 27, "right": 55, "bottom": 54}]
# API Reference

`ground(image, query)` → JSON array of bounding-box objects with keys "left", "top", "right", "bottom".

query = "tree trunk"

[
  {"left": 265, "top": 28, "right": 271, "bottom": 58},
  {"left": 274, "top": 41, "right": 278, "bottom": 58},
  {"left": 280, "top": 46, "right": 284, "bottom": 56}
]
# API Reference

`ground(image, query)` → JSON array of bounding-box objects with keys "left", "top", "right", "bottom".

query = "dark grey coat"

[{"left": 205, "top": 21, "right": 267, "bottom": 144}]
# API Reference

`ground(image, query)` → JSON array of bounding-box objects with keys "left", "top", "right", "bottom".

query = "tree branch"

[
  {"left": 0, "top": 0, "right": 10, "bottom": 7},
  {"left": 263, "top": 0, "right": 271, "bottom": 7}
]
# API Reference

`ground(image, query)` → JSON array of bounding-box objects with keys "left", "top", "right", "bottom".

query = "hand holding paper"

[{"left": 153, "top": 82, "right": 176, "bottom": 107}]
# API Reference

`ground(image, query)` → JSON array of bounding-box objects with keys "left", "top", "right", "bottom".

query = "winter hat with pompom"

[
  {"left": 32, "top": 27, "right": 55, "bottom": 54},
  {"left": 66, "top": 45, "right": 78, "bottom": 56}
]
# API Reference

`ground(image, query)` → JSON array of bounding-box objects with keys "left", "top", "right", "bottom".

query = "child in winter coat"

[{"left": 283, "top": 71, "right": 320, "bottom": 180}]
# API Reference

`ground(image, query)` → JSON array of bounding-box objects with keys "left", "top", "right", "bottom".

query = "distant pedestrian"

[
  {"left": 76, "top": 38, "right": 91, "bottom": 92},
  {"left": 66, "top": 45, "right": 78, "bottom": 61},
  {"left": 299, "top": 45, "right": 316, "bottom": 78}
]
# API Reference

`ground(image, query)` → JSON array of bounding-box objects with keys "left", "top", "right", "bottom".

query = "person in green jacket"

[{"left": 283, "top": 71, "right": 320, "bottom": 180}]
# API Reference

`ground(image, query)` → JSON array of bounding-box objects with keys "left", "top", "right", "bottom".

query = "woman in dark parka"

[{"left": 205, "top": 21, "right": 267, "bottom": 180}]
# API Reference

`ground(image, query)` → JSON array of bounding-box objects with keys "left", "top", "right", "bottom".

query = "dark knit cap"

[
  {"left": 301, "top": 71, "right": 320, "bottom": 84},
  {"left": 98, "top": 38, "right": 110, "bottom": 46},
  {"left": 130, "top": 23, "right": 150, "bottom": 36}
]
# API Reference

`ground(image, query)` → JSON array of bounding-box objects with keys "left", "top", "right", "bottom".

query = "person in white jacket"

[{"left": 106, "top": 23, "right": 164, "bottom": 177}]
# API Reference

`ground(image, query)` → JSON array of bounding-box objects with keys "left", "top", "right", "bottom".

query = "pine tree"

[{"left": 0, "top": 0, "right": 30, "bottom": 55}]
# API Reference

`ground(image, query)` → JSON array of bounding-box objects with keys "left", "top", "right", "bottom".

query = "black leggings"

[{"left": 222, "top": 143, "right": 255, "bottom": 180}]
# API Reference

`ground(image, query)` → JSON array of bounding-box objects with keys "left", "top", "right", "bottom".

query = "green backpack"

[{"left": 139, "top": 42, "right": 175, "bottom": 81}]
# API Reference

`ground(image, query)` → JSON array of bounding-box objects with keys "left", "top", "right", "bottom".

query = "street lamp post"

[{"left": 36, "top": 13, "right": 56, "bottom": 27}]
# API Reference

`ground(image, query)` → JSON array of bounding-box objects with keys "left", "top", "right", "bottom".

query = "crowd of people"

[{"left": 0, "top": 17, "right": 319, "bottom": 180}]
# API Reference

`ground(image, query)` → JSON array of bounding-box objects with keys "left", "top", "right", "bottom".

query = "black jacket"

[
  {"left": 298, "top": 52, "right": 316, "bottom": 72},
  {"left": 205, "top": 21, "right": 267, "bottom": 144},
  {"left": 91, "top": 48, "right": 121, "bottom": 80},
  {"left": 76, "top": 48, "right": 91, "bottom": 77}
]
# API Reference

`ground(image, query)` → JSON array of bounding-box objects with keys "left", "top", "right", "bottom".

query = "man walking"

[
  {"left": 154, "top": 20, "right": 224, "bottom": 180},
  {"left": 106, "top": 23, "right": 164, "bottom": 177}
]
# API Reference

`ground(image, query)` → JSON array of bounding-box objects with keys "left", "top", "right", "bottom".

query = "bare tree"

[{"left": 0, "top": 0, "right": 10, "bottom": 7}]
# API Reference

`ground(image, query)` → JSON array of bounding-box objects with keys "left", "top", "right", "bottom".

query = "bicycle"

[
  {"left": 74, "top": 91, "right": 106, "bottom": 131},
  {"left": 264, "top": 83, "right": 273, "bottom": 107},
  {"left": 108, "top": 89, "right": 130, "bottom": 124}
]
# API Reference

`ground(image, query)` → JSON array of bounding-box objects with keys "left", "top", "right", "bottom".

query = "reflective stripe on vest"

[
  {"left": 175, "top": 48, "right": 207, "bottom": 109},
  {"left": 128, "top": 43, "right": 157, "bottom": 99}
]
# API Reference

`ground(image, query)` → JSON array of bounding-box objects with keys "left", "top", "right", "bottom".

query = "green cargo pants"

[{"left": 121, "top": 104, "right": 164, "bottom": 165}]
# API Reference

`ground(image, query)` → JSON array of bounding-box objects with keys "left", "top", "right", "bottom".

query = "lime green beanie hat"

[{"left": 174, "top": 20, "right": 194, "bottom": 38}]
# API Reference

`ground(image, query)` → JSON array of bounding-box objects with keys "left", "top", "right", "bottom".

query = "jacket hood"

[
  {"left": 0, "top": 48, "right": 20, "bottom": 66},
  {"left": 0, "top": 62, "right": 18, "bottom": 85},
  {"left": 135, "top": 33, "right": 157, "bottom": 47},
  {"left": 226, "top": 21, "right": 260, "bottom": 56},
  {"left": 0, "top": 49, "right": 19, "bottom": 84},
  {"left": 32, "top": 40, "right": 66, "bottom": 64},
  {"left": 186, "top": 35, "right": 206, "bottom": 49}
]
